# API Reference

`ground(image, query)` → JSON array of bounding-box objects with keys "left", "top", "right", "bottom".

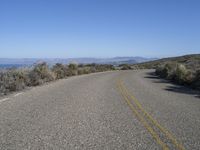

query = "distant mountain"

[{"left": 0, "top": 57, "right": 156, "bottom": 68}]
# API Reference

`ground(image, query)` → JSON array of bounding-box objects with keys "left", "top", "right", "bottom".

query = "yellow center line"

[
  {"left": 117, "top": 81, "right": 169, "bottom": 150},
  {"left": 119, "top": 79, "right": 185, "bottom": 150}
]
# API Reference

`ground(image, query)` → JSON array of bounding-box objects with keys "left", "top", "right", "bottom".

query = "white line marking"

[
  {"left": 0, "top": 98, "right": 10, "bottom": 103},
  {"left": 14, "top": 92, "right": 23, "bottom": 97}
]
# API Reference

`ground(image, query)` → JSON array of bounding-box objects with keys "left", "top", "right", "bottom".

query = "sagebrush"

[{"left": 0, "top": 63, "right": 115, "bottom": 95}]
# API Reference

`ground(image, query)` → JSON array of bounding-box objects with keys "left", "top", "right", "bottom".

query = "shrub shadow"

[
  {"left": 165, "top": 85, "right": 200, "bottom": 98},
  {"left": 145, "top": 71, "right": 200, "bottom": 98},
  {"left": 144, "top": 72, "right": 169, "bottom": 83}
]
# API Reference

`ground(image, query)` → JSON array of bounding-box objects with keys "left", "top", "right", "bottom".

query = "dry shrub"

[
  {"left": 0, "top": 69, "right": 28, "bottom": 95},
  {"left": 66, "top": 63, "right": 78, "bottom": 76},
  {"left": 29, "top": 63, "right": 55, "bottom": 86},
  {"left": 156, "top": 63, "right": 200, "bottom": 89},
  {"left": 52, "top": 63, "right": 67, "bottom": 79}
]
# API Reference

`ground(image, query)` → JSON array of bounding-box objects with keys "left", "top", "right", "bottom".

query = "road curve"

[{"left": 0, "top": 70, "right": 200, "bottom": 150}]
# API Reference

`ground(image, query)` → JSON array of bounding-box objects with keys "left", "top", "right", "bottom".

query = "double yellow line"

[{"left": 117, "top": 79, "right": 185, "bottom": 150}]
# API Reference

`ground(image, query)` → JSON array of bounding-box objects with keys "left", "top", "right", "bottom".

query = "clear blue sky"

[{"left": 0, "top": 0, "right": 199, "bottom": 58}]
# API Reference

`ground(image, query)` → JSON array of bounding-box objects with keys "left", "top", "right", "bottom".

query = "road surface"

[{"left": 0, "top": 70, "right": 200, "bottom": 150}]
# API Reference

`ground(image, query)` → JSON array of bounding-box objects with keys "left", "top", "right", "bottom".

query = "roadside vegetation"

[
  {"left": 129, "top": 54, "right": 200, "bottom": 90},
  {"left": 118, "top": 64, "right": 132, "bottom": 70},
  {"left": 155, "top": 63, "right": 200, "bottom": 90},
  {"left": 0, "top": 63, "right": 115, "bottom": 96}
]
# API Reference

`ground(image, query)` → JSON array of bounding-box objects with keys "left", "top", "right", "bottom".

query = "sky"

[{"left": 0, "top": 0, "right": 200, "bottom": 58}]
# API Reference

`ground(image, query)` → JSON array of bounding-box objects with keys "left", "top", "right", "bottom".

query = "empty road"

[{"left": 0, "top": 70, "right": 200, "bottom": 150}]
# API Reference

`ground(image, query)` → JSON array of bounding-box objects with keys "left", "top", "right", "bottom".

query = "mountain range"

[{"left": 0, "top": 57, "right": 156, "bottom": 68}]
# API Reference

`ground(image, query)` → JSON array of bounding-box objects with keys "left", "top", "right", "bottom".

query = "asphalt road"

[{"left": 0, "top": 70, "right": 200, "bottom": 150}]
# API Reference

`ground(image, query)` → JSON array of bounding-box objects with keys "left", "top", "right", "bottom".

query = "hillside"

[{"left": 133, "top": 54, "right": 200, "bottom": 69}]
